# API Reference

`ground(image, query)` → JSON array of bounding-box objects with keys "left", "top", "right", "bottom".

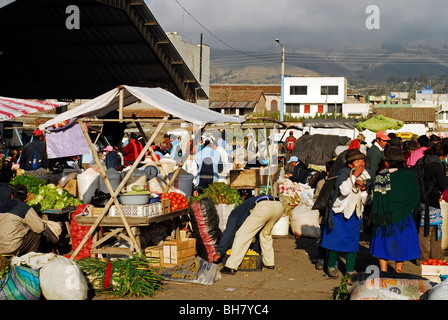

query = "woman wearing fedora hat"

[
  {"left": 321, "top": 148, "right": 373, "bottom": 278},
  {"left": 369, "top": 146, "right": 420, "bottom": 273}
]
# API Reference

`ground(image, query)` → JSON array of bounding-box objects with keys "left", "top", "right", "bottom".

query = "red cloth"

[
  {"left": 443, "top": 188, "right": 448, "bottom": 203},
  {"left": 122, "top": 139, "right": 143, "bottom": 165},
  {"left": 349, "top": 139, "right": 360, "bottom": 149}
]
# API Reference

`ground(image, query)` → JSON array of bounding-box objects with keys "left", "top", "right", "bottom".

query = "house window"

[
  {"left": 285, "top": 103, "right": 300, "bottom": 113},
  {"left": 270, "top": 100, "right": 278, "bottom": 112},
  {"left": 318, "top": 105, "right": 324, "bottom": 113},
  {"left": 321, "top": 86, "right": 339, "bottom": 95},
  {"left": 290, "top": 86, "right": 307, "bottom": 95},
  {"left": 327, "top": 103, "right": 342, "bottom": 114},
  {"left": 304, "top": 105, "right": 310, "bottom": 113}
]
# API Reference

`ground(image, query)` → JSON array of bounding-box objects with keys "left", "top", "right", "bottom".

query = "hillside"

[{"left": 209, "top": 45, "right": 448, "bottom": 88}]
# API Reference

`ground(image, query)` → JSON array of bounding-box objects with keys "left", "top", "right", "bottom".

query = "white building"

[
  {"left": 167, "top": 32, "right": 210, "bottom": 108},
  {"left": 283, "top": 76, "right": 369, "bottom": 118},
  {"left": 413, "top": 87, "right": 448, "bottom": 128}
]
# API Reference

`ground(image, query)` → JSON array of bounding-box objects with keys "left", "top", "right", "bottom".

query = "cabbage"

[{"left": 27, "top": 184, "right": 83, "bottom": 211}]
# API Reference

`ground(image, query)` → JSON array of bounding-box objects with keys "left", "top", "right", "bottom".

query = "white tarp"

[
  {"left": 40, "top": 86, "right": 245, "bottom": 129},
  {"left": 0, "top": 96, "right": 67, "bottom": 122}
]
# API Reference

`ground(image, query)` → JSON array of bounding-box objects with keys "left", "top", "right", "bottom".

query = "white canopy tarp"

[
  {"left": 0, "top": 96, "right": 67, "bottom": 122},
  {"left": 40, "top": 86, "right": 245, "bottom": 129}
]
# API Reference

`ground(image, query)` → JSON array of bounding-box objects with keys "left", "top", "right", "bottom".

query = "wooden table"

[{"left": 74, "top": 208, "right": 190, "bottom": 258}]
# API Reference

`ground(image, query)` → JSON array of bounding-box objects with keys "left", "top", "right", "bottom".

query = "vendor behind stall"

[
  {"left": 19, "top": 129, "right": 47, "bottom": 171},
  {"left": 0, "top": 185, "right": 60, "bottom": 256},
  {"left": 194, "top": 139, "right": 223, "bottom": 191},
  {"left": 104, "top": 145, "right": 121, "bottom": 170},
  {"left": 122, "top": 133, "right": 143, "bottom": 166},
  {"left": 284, "top": 156, "right": 307, "bottom": 183}
]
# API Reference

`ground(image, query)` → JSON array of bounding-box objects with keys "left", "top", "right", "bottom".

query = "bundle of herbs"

[
  {"left": 189, "top": 182, "right": 242, "bottom": 205},
  {"left": 76, "top": 253, "right": 164, "bottom": 298}
]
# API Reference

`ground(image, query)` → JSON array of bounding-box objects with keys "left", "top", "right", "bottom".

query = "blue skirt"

[
  {"left": 369, "top": 214, "right": 420, "bottom": 261},
  {"left": 322, "top": 211, "right": 362, "bottom": 253}
]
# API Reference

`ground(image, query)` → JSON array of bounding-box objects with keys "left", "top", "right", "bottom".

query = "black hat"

[
  {"left": 385, "top": 146, "right": 404, "bottom": 161},
  {"left": 406, "top": 140, "right": 419, "bottom": 151},
  {"left": 346, "top": 148, "right": 365, "bottom": 162}
]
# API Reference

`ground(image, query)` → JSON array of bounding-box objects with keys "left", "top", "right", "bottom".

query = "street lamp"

[{"left": 275, "top": 39, "right": 285, "bottom": 121}]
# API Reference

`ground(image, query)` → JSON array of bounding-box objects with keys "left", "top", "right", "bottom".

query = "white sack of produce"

[
  {"left": 350, "top": 277, "right": 433, "bottom": 300},
  {"left": 39, "top": 256, "right": 88, "bottom": 300},
  {"left": 290, "top": 204, "right": 320, "bottom": 238},
  {"left": 11, "top": 252, "right": 57, "bottom": 269},
  {"left": 427, "top": 279, "right": 448, "bottom": 300},
  {"left": 77, "top": 168, "right": 100, "bottom": 203}
]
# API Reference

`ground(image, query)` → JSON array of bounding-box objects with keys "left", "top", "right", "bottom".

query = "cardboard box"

[
  {"left": 421, "top": 265, "right": 448, "bottom": 283},
  {"left": 162, "top": 238, "right": 196, "bottom": 267},
  {"left": 62, "top": 179, "right": 78, "bottom": 197},
  {"left": 229, "top": 167, "right": 278, "bottom": 188},
  {"left": 161, "top": 198, "right": 171, "bottom": 214}
]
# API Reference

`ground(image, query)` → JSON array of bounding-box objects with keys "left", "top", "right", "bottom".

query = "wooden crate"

[
  {"left": 89, "top": 207, "right": 106, "bottom": 217},
  {"left": 144, "top": 245, "right": 163, "bottom": 267},
  {"left": 222, "top": 254, "right": 263, "bottom": 271},
  {"left": 162, "top": 238, "right": 196, "bottom": 267},
  {"left": 421, "top": 265, "right": 448, "bottom": 283}
]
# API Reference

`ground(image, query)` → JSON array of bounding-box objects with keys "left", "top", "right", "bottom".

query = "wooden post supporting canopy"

[{"left": 70, "top": 116, "right": 168, "bottom": 260}]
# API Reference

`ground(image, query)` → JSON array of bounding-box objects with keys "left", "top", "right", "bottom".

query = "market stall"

[{"left": 39, "top": 85, "right": 245, "bottom": 261}]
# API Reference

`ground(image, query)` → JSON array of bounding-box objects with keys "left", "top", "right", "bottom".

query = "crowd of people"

[
  {"left": 313, "top": 130, "right": 448, "bottom": 278},
  {"left": 2, "top": 125, "right": 448, "bottom": 281}
]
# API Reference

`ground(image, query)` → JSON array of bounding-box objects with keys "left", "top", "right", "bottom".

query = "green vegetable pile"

[
  {"left": 76, "top": 254, "right": 164, "bottom": 298},
  {"left": 27, "top": 183, "right": 83, "bottom": 211},
  {"left": 189, "top": 182, "right": 243, "bottom": 205},
  {"left": 10, "top": 174, "right": 46, "bottom": 194},
  {"left": 122, "top": 185, "right": 150, "bottom": 195}
]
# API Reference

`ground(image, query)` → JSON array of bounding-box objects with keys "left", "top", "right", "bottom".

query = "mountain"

[{"left": 209, "top": 45, "right": 448, "bottom": 84}]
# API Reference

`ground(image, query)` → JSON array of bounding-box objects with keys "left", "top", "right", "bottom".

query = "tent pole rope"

[{"left": 70, "top": 116, "right": 168, "bottom": 260}]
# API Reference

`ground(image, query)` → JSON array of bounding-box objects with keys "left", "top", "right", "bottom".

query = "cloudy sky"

[{"left": 147, "top": 0, "right": 448, "bottom": 52}]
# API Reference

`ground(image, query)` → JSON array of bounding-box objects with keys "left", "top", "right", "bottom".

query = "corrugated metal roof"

[
  {"left": 373, "top": 107, "right": 436, "bottom": 123},
  {"left": 0, "top": 0, "right": 206, "bottom": 101},
  {"left": 209, "top": 101, "right": 256, "bottom": 109}
]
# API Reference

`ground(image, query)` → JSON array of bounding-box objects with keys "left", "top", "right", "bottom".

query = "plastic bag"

[
  {"left": 39, "top": 256, "right": 88, "bottom": 300},
  {"left": 427, "top": 279, "right": 448, "bottom": 300},
  {"left": 0, "top": 265, "right": 41, "bottom": 300},
  {"left": 161, "top": 257, "right": 221, "bottom": 285}
]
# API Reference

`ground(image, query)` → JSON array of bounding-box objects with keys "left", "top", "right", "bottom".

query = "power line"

[{"left": 173, "top": 0, "right": 277, "bottom": 63}]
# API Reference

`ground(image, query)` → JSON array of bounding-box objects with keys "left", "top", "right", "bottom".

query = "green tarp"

[{"left": 354, "top": 115, "right": 404, "bottom": 132}]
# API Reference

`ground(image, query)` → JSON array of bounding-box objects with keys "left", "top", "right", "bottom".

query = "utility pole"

[{"left": 276, "top": 39, "right": 285, "bottom": 121}]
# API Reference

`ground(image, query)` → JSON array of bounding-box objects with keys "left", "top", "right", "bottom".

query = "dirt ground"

[{"left": 94, "top": 230, "right": 428, "bottom": 302}]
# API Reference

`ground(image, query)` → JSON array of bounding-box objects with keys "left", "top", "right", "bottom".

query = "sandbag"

[
  {"left": 290, "top": 204, "right": 320, "bottom": 238},
  {"left": 39, "top": 256, "right": 88, "bottom": 300},
  {"left": 0, "top": 265, "right": 41, "bottom": 300},
  {"left": 190, "top": 197, "right": 222, "bottom": 263}
]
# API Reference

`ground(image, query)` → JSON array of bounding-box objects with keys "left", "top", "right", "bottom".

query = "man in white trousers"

[{"left": 221, "top": 198, "right": 284, "bottom": 275}]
